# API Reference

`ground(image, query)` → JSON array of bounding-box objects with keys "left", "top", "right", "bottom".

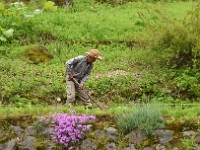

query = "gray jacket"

[{"left": 66, "top": 56, "right": 93, "bottom": 84}]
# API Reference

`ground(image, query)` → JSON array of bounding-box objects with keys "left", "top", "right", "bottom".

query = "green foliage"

[
  {"left": 43, "top": 1, "right": 57, "bottom": 12},
  {"left": 117, "top": 105, "right": 164, "bottom": 135},
  {"left": 0, "top": 2, "right": 37, "bottom": 44},
  {"left": 150, "top": 2, "right": 200, "bottom": 68},
  {"left": 0, "top": 2, "right": 4, "bottom": 10},
  {"left": 181, "top": 135, "right": 198, "bottom": 150},
  {"left": 0, "top": 28, "right": 14, "bottom": 43},
  {"left": 9, "top": 95, "right": 39, "bottom": 107},
  {"left": 174, "top": 69, "right": 200, "bottom": 99},
  {"left": 0, "top": 1, "right": 198, "bottom": 105}
]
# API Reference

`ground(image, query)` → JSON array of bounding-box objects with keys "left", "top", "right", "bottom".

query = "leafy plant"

[
  {"left": 43, "top": 1, "right": 57, "bottom": 12},
  {"left": 0, "top": 27, "right": 14, "bottom": 42},
  {"left": 181, "top": 135, "right": 198, "bottom": 150}
]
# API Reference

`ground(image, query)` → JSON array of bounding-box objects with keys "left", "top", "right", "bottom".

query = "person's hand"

[
  {"left": 69, "top": 73, "right": 73, "bottom": 80},
  {"left": 78, "top": 84, "right": 84, "bottom": 90}
]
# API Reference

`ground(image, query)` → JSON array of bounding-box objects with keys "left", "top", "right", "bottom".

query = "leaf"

[
  {"left": 0, "top": 2, "right": 4, "bottom": 10},
  {"left": 0, "top": 36, "right": 7, "bottom": 42},
  {"left": 3, "top": 28, "right": 14, "bottom": 38}
]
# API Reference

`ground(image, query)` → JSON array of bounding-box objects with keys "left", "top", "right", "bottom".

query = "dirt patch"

[{"left": 95, "top": 70, "right": 128, "bottom": 79}]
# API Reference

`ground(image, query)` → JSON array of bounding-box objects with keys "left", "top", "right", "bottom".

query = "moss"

[
  {"left": 34, "top": 139, "right": 46, "bottom": 150},
  {"left": 24, "top": 46, "right": 53, "bottom": 64}
]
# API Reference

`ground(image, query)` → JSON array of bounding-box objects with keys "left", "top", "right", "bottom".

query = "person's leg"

[
  {"left": 76, "top": 88, "right": 92, "bottom": 109},
  {"left": 66, "top": 76, "right": 75, "bottom": 105}
]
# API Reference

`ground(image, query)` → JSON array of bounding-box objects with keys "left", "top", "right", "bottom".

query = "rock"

[
  {"left": 3, "top": 139, "right": 17, "bottom": 150},
  {"left": 155, "top": 130, "right": 174, "bottom": 145},
  {"left": 196, "top": 134, "right": 200, "bottom": 144},
  {"left": 11, "top": 125, "right": 24, "bottom": 137},
  {"left": 105, "top": 142, "right": 117, "bottom": 150},
  {"left": 155, "top": 144, "right": 166, "bottom": 150},
  {"left": 125, "top": 129, "right": 146, "bottom": 144},
  {"left": 143, "top": 147, "right": 153, "bottom": 150},
  {"left": 45, "top": 140, "right": 57, "bottom": 150},
  {"left": 106, "top": 127, "right": 118, "bottom": 141},
  {"left": 39, "top": 127, "right": 55, "bottom": 138},
  {"left": 25, "top": 45, "right": 53, "bottom": 64},
  {"left": 18, "top": 136, "right": 36, "bottom": 150},
  {"left": 0, "top": 144, "right": 3, "bottom": 150},
  {"left": 0, "top": 129, "right": 6, "bottom": 138},
  {"left": 125, "top": 144, "right": 135, "bottom": 150},
  {"left": 81, "top": 139, "right": 97, "bottom": 150},
  {"left": 95, "top": 129, "right": 107, "bottom": 139},
  {"left": 196, "top": 146, "right": 200, "bottom": 150},
  {"left": 25, "top": 126, "right": 37, "bottom": 136},
  {"left": 183, "top": 131, "right": 197, "bottom": 137}
]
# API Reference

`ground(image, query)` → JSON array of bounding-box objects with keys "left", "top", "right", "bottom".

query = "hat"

[{"left": 86, "top": 49, "right": 103, "bottom": 60}]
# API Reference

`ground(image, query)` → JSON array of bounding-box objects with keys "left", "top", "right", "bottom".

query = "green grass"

[
  {"left": 0, "top": 1, "right": 199, "bottom": 107},
  {"left": 0, "top": 102, "right": 199, "bottom": 120}
]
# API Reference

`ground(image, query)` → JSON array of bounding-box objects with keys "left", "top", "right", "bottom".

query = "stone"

[
  {"left": 143, "top": 147, "right": 153, "bottom": 150},
  {"left": 45, "top": 140, "right": 57, "bottom": 150},
  {"left": 125, "top": 144, "right": 135, "bottom": 150},
  {"left": 155, "top": 144, "right": 166, "bottom": 150},
  {"left": 125, "top": 129, "right": 146, "bottom": 144},
  {"left": 105, "top": 142, "right": 117, "bottom": 150},
  {"left": 18, "top": 136, "right": 36, "bottom": 150},
  {"left": 81, "top": 139, "right": 97, "bottom": 150},
  {"left": 0, "top": 129, "right": 6, "bottom": 138},
  {"left": 106, "top": 127, "right": 118, "bottom": 141},
  {"left": 25, "top": 45, "right": 53, "bottom": 64},
  {"left": 11, "top": 125, "right": 24, "bottom": 137},
  {"left": 196, "top": 146, "right": 200, "bottom": 150},
  {"left": 155, "top": 130, "right": 174, "bottom": 145},
  {"left": 39, "top": 127, "right": 54, "bottom": 138},
  {"left": 3, "top": 139, "right": 17, "bottom": 150},
  {"left": 25, "top": 126, "right": 37, "bottom": 136},
  {"left": 95, "top": 129, "right": 107, "bottom": 139},
  {"left": 183, "top": 131, "right": 197, "bottom": 137}
]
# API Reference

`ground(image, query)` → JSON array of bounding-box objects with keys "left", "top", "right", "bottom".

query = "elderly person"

[{"left": 65, "top": 49, "right": 102, "bottom": 109}]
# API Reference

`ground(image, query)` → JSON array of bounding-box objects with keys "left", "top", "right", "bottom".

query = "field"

[{"left": 0, "top": 0, "right": 199, "bottom": 149}]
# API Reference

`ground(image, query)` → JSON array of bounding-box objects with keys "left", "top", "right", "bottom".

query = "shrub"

[
  {"left": 150, "top": 2, "right": 200, "bottom": 68},
  {"left": 43, "top": 1, "right": 57, "bottom": 12},
  {"left": 117, "top": 105, "right": 164, "bottom": 135},
  {"left": 51, "top": 112, "right": 96, "bottom": 149}
]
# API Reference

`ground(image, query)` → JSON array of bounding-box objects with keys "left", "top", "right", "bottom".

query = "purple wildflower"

[{"left": 51, "top": 112, "right": 96, "bottom": 149}]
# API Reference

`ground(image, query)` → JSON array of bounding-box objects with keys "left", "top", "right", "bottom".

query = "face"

[{"left": 87, "top": 56, "right": 97, "bottom": 63}]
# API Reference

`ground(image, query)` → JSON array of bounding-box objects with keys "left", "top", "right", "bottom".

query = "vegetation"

[
  {"left": 117, "top": 105, "right": 164, "bottom": 135},
  {"left": 0, "top": 0, "right": 199, "bottom": 148}
]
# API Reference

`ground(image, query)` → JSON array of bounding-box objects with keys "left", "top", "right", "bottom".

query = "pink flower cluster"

[{"left": 51, "top": 113, "right": 96, "bottom": 149}]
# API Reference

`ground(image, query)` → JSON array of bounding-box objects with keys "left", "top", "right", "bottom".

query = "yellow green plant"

[{"left": 43, "top": 1, "right": 57, "bottom": 12}]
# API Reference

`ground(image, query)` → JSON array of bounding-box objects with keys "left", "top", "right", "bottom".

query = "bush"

[
  {"left": 117, "top": 105, "right": 164, "bottom": 135},
  {"left": 150, "top": 2, "right": 200, "bottom": 68}
]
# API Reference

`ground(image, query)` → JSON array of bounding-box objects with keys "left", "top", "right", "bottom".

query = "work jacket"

[{"left": 66, "top": 56, "right": 93, "bottom": 84}]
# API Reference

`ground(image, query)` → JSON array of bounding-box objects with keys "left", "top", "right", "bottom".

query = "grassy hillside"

[{"left": 0, "top": 0, "right": 199, "bottom": 110}]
